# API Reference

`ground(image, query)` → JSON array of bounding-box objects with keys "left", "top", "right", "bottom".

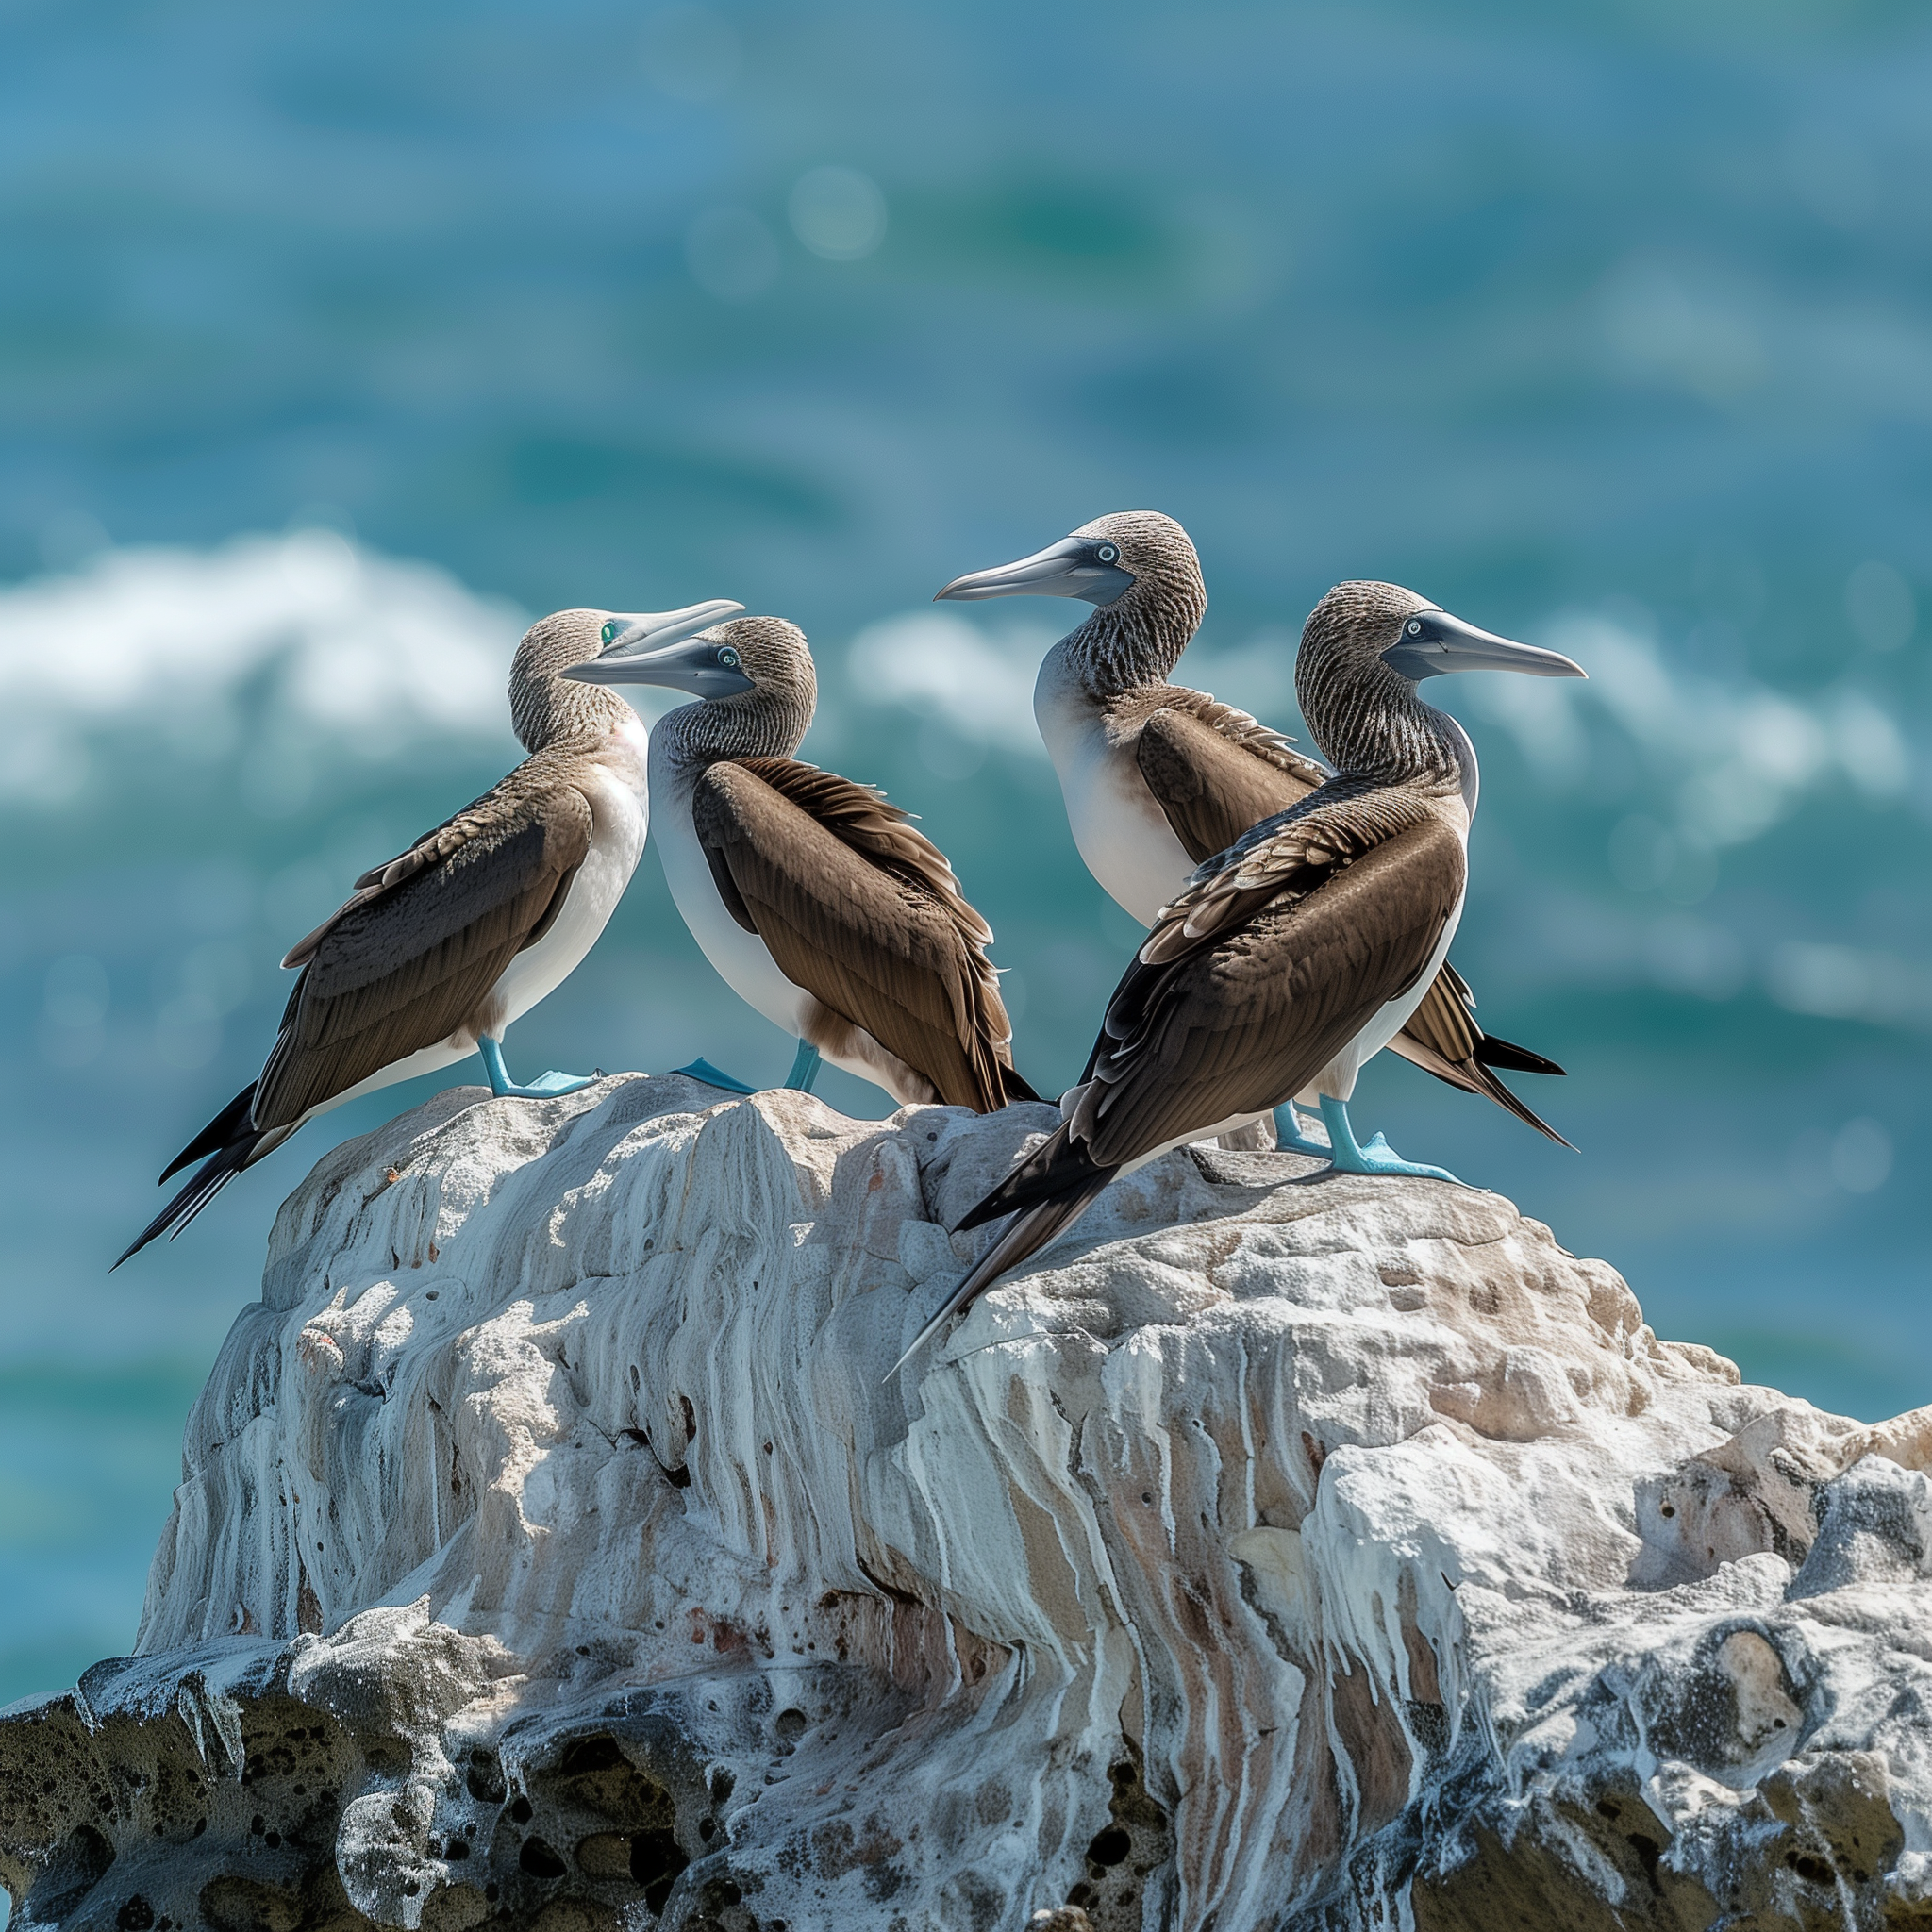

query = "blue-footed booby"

[
  {"left": 567, "top": 615, "right": 1039, "bottom": 1111},
  {"left": 936, "top": 511, "right": 1569, "bottom": 1168},
  {"left": 891, "top": 580, "right": 1585, "bottom": 1374},
  {"left": 116, "top": 598, "right": 741, "bottom": 1266}
]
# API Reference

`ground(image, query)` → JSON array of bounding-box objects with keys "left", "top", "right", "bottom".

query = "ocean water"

[{"left": 2, "top": 0, "right": 1931, "bottom": 1729}]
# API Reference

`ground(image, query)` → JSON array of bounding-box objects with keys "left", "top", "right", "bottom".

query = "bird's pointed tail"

[
  {"left": 1461, "top": 1056, "right": 1574, "bottom": 1149},
  {"left": 158, "top": 1082, "right": 257, "bottom": 1183},
  {"left": 114, "top": 1135, "right": 262, "bottom": 1269},
  {"left": 886, "top": 1173, "right": 1114, "bottom": 1382},
  {"left": 1387, "top": 1035, "right": 1573, "bottom": 1149},
  {"left": 1472, "top": 1032, "right": 1566, "bottom": 1078}
]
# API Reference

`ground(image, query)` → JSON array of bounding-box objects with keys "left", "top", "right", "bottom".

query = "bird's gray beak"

[
  {"left": 935, "top": 536, "right": 1134, "bottom": 608},
  {"left": 565, "top": 600, "right": 752, "bottom": 695},
  {"left": 568, "top": 625, "right": 755, "bottom": 699},
  {"left": 1380, "top": 608, "right": 1587, "bottom": 682}
]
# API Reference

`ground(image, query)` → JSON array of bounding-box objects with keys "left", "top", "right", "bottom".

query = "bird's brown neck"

[
  {"left": 1297, "top": 660, "right": 1463, "bottom": 792},
  {"left": 658, "top": 690, "right": 813, "bottom": 769},
  {"left": 1063, "top": 568, "right": 1207, "bottom": 698},
  {"left": 512, "top": 677, "right": 635, "bottom": 755}
]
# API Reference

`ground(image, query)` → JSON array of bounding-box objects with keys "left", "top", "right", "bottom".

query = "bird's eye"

[
  {"left": 600, "top": 620, "right": 622, "bottom": 644},
  {"left": 1097, "top": 544, "right": 1119, "bottom": 564},
  {"left": 718, "top": 646, "right": 741, "bottom": 669},
  {"left": 1407, "top": 621, "right": 1423, "bottom": 635}
]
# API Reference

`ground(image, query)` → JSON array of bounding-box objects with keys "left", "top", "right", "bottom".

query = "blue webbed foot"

[
  {"left": 785, "top": 1041, "right": 822, "bottom": 1092},
  {"left": 1274, "top": 1102, "right": 1332, "bottom": 1157},
  {"left": 1318, "top": 1095, "right": 1460, "bottom": 1184},
  {"left": 512, "top": 1070, "right": 597, "bottom": 1096},
  {"left": 479, "top": 1036, "right": 597, "bottom": 1100},
  {"left": 673, "top": 1057, "right": 758, "bottom": 1095}
]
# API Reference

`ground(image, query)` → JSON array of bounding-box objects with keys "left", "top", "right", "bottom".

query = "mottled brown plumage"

[
  {"left": 1126, "top": 690, "right": 1565, "bottom": 1133},
  {"left": 647, "top": 617, "right": 1035, "bottom": 1111},
  {"left": 693, "top": 758, "right": 1027, "bottom": 1112},
  {"left": 258, "top": 768, "right": 593, "bottom": 1126},
  {"left": 121, "top": 605, "right": 672, "bottom": 1265},
  {"left": 1070, "top": 815, "right": 1467, "bottom": 1166},
  {"left": 893, "top": 579, "right": 1549, "bottom": 1373}
]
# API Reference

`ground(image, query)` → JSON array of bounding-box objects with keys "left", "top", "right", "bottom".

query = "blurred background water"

[{"left": 1, "top": 0, "right": 1930, "bottom": 1716}]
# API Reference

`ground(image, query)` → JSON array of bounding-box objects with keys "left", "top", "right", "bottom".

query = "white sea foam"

[
  {"left": 1465, "top": 610, "right": 1911, "bottom": 845},
  {"left": 845, "top": 610, "right": 1057, "bottom": 752},
  {"left": 0, "top": 529, "right": 527, "bottom": 801}
]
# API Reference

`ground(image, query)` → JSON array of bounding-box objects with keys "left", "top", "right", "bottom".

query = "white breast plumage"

[
  {"left": 1033, "top": 645, "right": 1194, "bottom": 926},
  {"left": 648, "top": 751, "right": 809, "bottom": 1039},
  {"left": 489, "top": 755, "right": 648, "bottom": 1029}
]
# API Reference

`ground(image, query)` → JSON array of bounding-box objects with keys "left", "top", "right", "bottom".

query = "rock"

[{"left": 6, "top": 1074, "right": 1931, "bottom": 1930}]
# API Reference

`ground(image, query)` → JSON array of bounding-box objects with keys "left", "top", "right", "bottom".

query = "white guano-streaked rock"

[{"left": 4, "top": 1074, "right": 1930, "bottom": 1930}]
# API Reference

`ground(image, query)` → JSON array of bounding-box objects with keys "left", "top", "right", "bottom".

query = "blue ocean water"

[{"left": 2, "top": 0, "right": 1931, "bottom": 1726}]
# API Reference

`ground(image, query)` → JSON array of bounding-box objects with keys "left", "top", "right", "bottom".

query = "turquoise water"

[{"left": 3, "top": 0, "right": 1932, "bottom": 1719}]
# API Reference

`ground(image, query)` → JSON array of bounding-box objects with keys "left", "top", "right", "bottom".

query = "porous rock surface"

[{"left": 6, "top": 1074, "right": 1932, "bottom": 1931}]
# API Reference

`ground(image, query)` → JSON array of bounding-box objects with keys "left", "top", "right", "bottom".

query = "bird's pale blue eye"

[
  {"left": 718, "top": 646, "right": 741, "bottom": 669},
  {"left": 1407, "top": 621, "right": 1422, "bottom": 635},
  {"left": 1097, "top": 544, "right": 1119, "bottom": 563},
  {"left": 600, "top": 620, "right": 621, "bottom": 644}
]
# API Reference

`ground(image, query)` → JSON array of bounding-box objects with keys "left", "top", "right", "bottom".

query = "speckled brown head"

[
  {"left": 707, "top": 614, "right": 818, "bottom": 728},
  {"left": 1296, "top": 581, "right": 1585, "bottom": 782},
  {"left": 508, "top": 609, "right": 639, "bottom": 752},
  {"left": 935, "top": 508, "right": 1207, "bottom": 692},
  {"left": 529, "top": 596, "right": 742, "bottom": 752},
  {"left": 571, "top": 612, "right": 818, "bottom": 761}
]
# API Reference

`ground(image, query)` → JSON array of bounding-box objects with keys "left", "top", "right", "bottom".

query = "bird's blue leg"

[
  {"left": 1317, "top": 1094, "right": 1460, "bottom": 1183},
  {"left": 1274, "top": 1100, "right": 1332, "bottom": 1156},
  {"left": 478, "top": 1035, "right": 595, "bottom": 1099},
  {"left": 671, "top": 1057, "right": 758, "bottom": 1095},
  {"left": 785, "top": 1041, "right": 822, "bottom": 1092}
]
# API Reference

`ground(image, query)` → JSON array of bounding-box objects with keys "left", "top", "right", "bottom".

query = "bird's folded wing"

[
  {"left": 1072, "top": 815, "right": 1466, "bottom": 1168},
  {"left": 1135, "top": 706, "right": 1548, "bottom": 1094},
  {"left": 255, "top": 781, "right": 593, "bottom": 1127},
  {"left": 1134, "top": 697, "right": 1326, "bottom": 864},
  {"left": 693, "top": 759, "right": 1014, "bottom": 1111},
  {"left": 1141, "top": 780, "right": 1436, "bottom": 963}
]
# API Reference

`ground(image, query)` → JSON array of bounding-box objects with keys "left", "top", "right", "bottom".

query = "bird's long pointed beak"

[
  {"left": 1381, "top": 608, "right": 1587, "bottom": 681},
  {"left": 564, "top": 600, "right": 750, "bottom": 692},
  {"left": 569, "top": 627, "right": 756, "bottom": 698},
  {"left": 935, "top": 537, "right": 1132, "bottom": 607}
]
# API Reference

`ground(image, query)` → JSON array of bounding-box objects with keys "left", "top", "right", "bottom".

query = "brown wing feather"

[
  {"left": 1142, "top": 779, "right": 1436, "bottom": 963},
  {"left": 1074, "top": 817, "right": 1466, "bottom": 1167},
  {"left": 254, "top": 779, "right": 593, "bottom": 1128},
  {"left": 1395, "top": 969, "right": 1481, "bottom": 1066},
  {"left": 1133, "top": 701, "right": 1324, "bottom": 865},
  {"left": 1130, "top": 701, "right": 1565, "bottom": 1126},
  {"left": 694, "top": 759, "right": 1018, "bottom": 1111}
]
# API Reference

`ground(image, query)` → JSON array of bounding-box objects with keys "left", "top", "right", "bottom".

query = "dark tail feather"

[
  {"left": 114, "top": 1136, "right": 261, "bottom": 1269},
  {"left": 887, "top": 1174, "right": 1116, "bottom": 1381},
  {"left": 1389, "top": 1034, "right": 1573, "bottom": 1148},
  {"left": 1473, "top": 1033, "right": 1565, "bottom": 1078},
  {"left": 160, "top": 1083, "right": 258, "bottom": 1183},
  {"left": 1461, "top": 1060, "right": 1574, "bottom": 1150},
  {"left": 957, "top": 1124, "right": 1111, "bottom": 1231}
]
